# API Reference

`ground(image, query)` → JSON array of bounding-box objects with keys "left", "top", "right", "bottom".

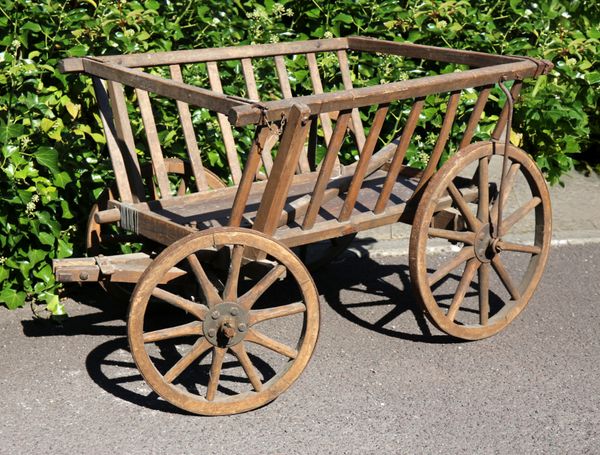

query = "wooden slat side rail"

[
  {"left": 337, "top": 50, "right": 366, "bottom": 152},
  {"left": 169, "top": 64, "right": 209, "bottom": 191},
  {"left": 230, "top": 59, "right": 540, "bottom": 126},
  {"left": 82, "top": 58, "right": 246, "bottom": 116},
  {"left": 306, "top": 52, "right": 334, "bottom": 147},
  {"left": 275, "top": 55, "right": 311, "bottom": 174},
  {"left": 206, "top": 61, "right": 243, "bottom": 184},
  {"left": 348, "top": 36, "right": 527, "bottom": 68},
  {"left": 240, "top": 58, "right": 276, "bottom": 176},
  {"left": 252, "top": 103, "right": 311, "bottom": 237},
  {"left": 338, "top": 103, "right": 390, "bottom": 222},
  {"left": 241, "top": 58, "right": 260, "bottom": 100},
  {"left": 491, "top": 80, "right": 523, "bottom": 141},
  {"left": 229, "top": 125, "right": 272, "bottom": 227},
  {"left": 91, "top": 77, "right": 134, "bottom": 203},
  {"left": 302, "top": 110, "right": 352, "bottom": 230},
  {"left": 60, "top": 38, "right": 350, "bottom": 71},
  {"left": 458, "top": 85, "right": 492, "bottom": 149},
  {"left": 415, "top": 91, "right": 462, "bottom": 193},
  {"left": 135, "top": 88, "right": 172, "bottom": 199},
  {"left": 374, "top": 98, "right": 425, "bottom": 214},
  {"left": 107, "top": 81, "right": 146, "bottom": 202},
  {"left": 274, "top": 55, "right": 293, "bottom": 98}
]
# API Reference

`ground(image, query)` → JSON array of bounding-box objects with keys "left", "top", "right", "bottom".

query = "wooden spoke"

[
  {"left": 491, "top": 255, "right": 521, "bottom": 300},
  {"left": 223, "top": 245, "right": 244, "bottom": 302},
  {"left": 143, "top": 321, "right": 203, "bottom": 343},
  {"left": 248, "top": 302, "right": 306, "bottom": 326},
  {"left": 206, "top": 347, "right": 226, "bottom": 401},
  {"left": 428, "top": 246, "right": 475, "bottom": 287},
  {"left": 238, "top": 264, "right": 286, "bottom": 310},
  {"left": 479, "top": 262, "right": 490, "bottom": 325},
  {"left": 229, "top": 343, "right": 263, "bottom": 392},
  {"left": 187, "top": 254, "right": 222, "bottom": 307},
  {"left": 477, "top": 156, "right": 489, "bottom": 223},
  {"left": 496, "top": 241, "right": 542, "bottom": 255},
  {"left": 151, "top": 287, "right": 208, "bottom": 321},
  {"left": 163, "top": 337, "right": 212, "bottom": 384},
  {"left": 447, "top": 258, "right": 480, "bottom": 322},
  {"left": 245, "top": 328, "right": 298, "bottom": 359},
  {"left": 428, "top": 227, "right": 475, "bottom": 245},
  {"left": 499, "top": 197, "right": 541, "bottom": 237},
  {"left": 447, "top": 182, "right": 481, "bottom": 231}
]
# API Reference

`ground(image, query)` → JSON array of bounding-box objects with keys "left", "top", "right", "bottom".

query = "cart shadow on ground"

[
  {"left": 313, "top": 241, "right": 461, "bottom": 345},
  {"left": 19, "top": 241, "right": 478, "bottom": 414}
]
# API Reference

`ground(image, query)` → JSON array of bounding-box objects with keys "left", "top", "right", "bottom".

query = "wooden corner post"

[{"left": 252, "top": 103, "right": 311, "bottom": 237}]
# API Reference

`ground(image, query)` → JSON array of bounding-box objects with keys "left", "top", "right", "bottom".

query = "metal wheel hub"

[
  {"left": 474, "top": 223, "right": 498, "bottom": 263},
  {"left": 203, "top": 302, "right": 249, "bottom": 347}
]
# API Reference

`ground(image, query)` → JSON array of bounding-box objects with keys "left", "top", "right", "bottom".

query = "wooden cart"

[{"left": 53, "top": 37, "right": 553, "bottom": 415}]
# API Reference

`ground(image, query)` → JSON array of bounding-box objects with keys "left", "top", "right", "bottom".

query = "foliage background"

[{"left": 0, "top": 0, "right": 598, "bottom": 313}]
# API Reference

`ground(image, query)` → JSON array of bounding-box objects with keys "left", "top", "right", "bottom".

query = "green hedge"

[{"left": 0, "top": 0, "right": 598, "bottom": 313}]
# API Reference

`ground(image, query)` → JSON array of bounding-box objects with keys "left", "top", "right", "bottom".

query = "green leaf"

[
  {"left": 38, "top": 232, "right": 55, "bottom": 246},
  {"left": 45, "top": 294, "right": 67, "bottom": 316},
  {"left": 21, "top": 22, "right": 42, "bottom": 33},
  {"left": 53, "top": 172, "right": 72, "bottom": 189},
  {"left": 34, "top": 146, "right": 60, "bottom": 175},
  {"left": 332, "top": 13, "right": 353, "bottom": 24},
  {"left": 0, "top": 289, "right": 27, "bottom": 309},
  {"left": 33, "top": 264, "right": 53, "bottom": 284},
  {"left": 585, "top": 71, "right": 600, "bottom": 85},
  {"left": 67, "top": 45, "right": 88, "bottom": 57}
]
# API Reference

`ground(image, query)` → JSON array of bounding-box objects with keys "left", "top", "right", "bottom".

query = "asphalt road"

[{"left": 1, "top": 243, "right": 599, "bottom": 454}]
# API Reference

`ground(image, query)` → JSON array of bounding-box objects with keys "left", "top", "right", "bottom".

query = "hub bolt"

[
  {"left": 211, "top": 311, "right": 220, "bottom": 320},
  {"left": 230, "top": 308, "right": 239, "bottom": 316},
  {"left": 207, "top": 328, "right": 217, "bottom": 337},
  {"left": 238, "top": 323, "right": 247, "bottom": 332}
]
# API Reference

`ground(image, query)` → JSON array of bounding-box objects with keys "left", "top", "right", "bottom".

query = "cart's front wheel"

[
  {"left": 409, "top": 141, "right": 551, "bottom": 340},
  {"left": 128, "top": 227, "right": 319, "bottom": 415}
]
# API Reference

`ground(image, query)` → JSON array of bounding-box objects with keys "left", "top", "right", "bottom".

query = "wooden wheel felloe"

[
  {"left": 127, "top": 227, "right": 320, "bottom": 415},
  {"left": 409, "top": 141, "right": 551, "bottom": 340}
]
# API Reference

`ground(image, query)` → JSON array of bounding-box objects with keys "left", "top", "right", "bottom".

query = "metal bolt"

[
  {"left": 238, "top": 323, "right": 247, "bottom": 332},
  {"left": 211, "top": 311, "right": 220, "bottom": 320},
  {"left": 207, "top": 328, "right": 216, "bottom": 337},
  {"left": 230, "top": 307, "right": 239, "bottom": 316},
  {"left": 79, "top": 272, "right": 89, "bottom": 281}
]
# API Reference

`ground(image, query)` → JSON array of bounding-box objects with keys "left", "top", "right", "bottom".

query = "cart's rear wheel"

[
  {"left": 409, "top": 141, "right": 551, "bottom": 340},
  {"left": 128, "top": 227, "right": 320, "bottom": 415}
]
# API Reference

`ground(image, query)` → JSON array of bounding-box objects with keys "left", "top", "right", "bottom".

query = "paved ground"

[
  {"left": 1, "top": 242, "right": 599, "bottom": 454},
  {"left": 1, "top": 168, "right": 599, "bottom": 454}
]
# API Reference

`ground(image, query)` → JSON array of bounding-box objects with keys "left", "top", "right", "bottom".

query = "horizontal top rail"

[
  {"left": 347, "top": 36, "right": 525, "bottom": 68},
  {"left": 229, "top": 59, "right": 548, "bottom": 126},
  {"left": 59, "top": 38, "right": 350, "bottom": 72},
  {"left": 80, "top": 58, "right": 247, "bottom": 115},
  {"left": 59, "top": 37, "right": 553, "bottom": 128}
]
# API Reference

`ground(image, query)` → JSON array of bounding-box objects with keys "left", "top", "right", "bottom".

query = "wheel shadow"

[
  {"left": 22, "top": 284, "right": 279, "bottom": 415},
  {"left": 312, "top": 243, "right": 461, "bottom": 344}
]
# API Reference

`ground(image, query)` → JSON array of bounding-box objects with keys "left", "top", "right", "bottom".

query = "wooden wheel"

[
  {"left": 409, "top": 141, "right": 551, "bottom": 340},
  {"left": 127, "top": 227, "right": 320, "bottom": 415}
]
